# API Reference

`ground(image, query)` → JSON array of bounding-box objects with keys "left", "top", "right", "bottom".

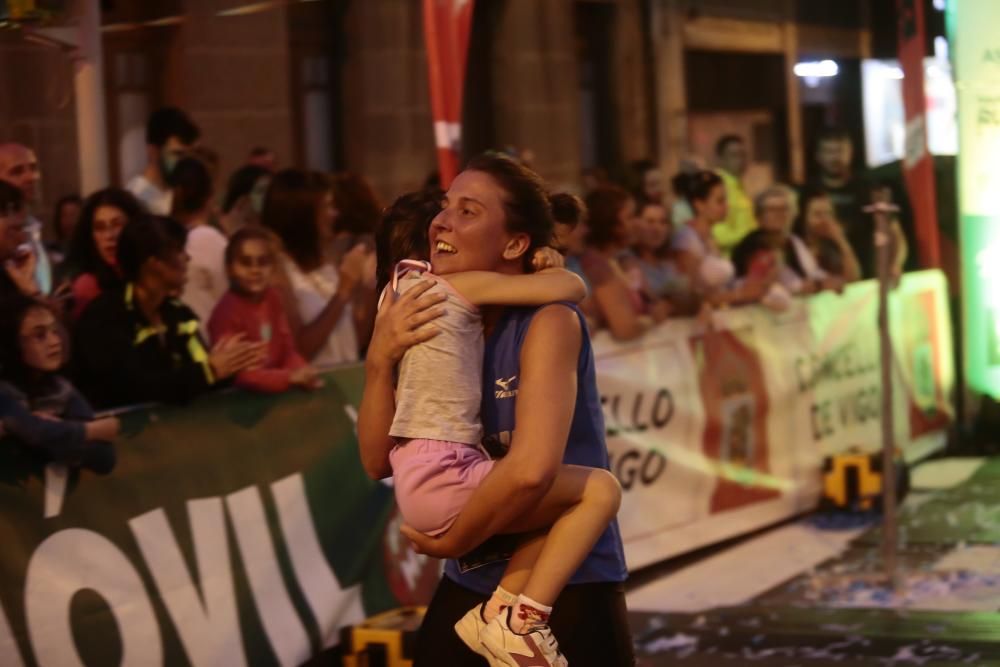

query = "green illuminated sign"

[{"left": 951, "top": 0, "right": 1000, "bottom": 398}]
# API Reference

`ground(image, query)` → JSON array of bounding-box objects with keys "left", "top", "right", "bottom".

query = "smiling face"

[
  {"left": 19, "top": 306, "right": 63, "bottom": 373},
  {"left": 92, "top": 205, "right": 127, "bottom": 267},
  {"left": 428, "top": 170, "right": 526, "bottom": 276},
  {"left": 229, "top": 237, "right": 275, "bottom": 297}
]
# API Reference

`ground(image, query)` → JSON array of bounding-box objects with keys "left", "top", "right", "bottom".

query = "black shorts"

[{"left": 413, "top": 576, "right": 635, "bottom": 666}]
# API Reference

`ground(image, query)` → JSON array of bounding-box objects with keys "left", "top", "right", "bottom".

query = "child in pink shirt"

[{"left": 208, "top": 227, "right": 321, "bottom": 393}]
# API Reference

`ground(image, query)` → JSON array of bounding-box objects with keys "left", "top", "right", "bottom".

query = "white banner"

[{"left": 595, "top": 271, "right": 955, "bottom": 570}]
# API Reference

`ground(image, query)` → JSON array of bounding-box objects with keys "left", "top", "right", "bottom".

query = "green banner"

[
  {"left": 0, "top": 272, "right": 955, "bottom": 665},
  {"left": 950, "top": 0, "right": 1000, "bottom": 398},
  {"left": 0, "top": 366, "right": 440, "bottom": 667}
]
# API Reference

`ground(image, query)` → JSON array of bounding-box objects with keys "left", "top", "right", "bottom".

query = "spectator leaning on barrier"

[
  {"left": 754, "top": 184, "right": 836, "bottom": 294},
  {"left": 794, "top": 186, "right": 862, "bottom": 283},
  {"left": 632, "top": 198, "right": 698, "bottom": 315},
  {"left": 713, "top": 135, "right": 757, "bottom": 256},
  {"left": 580, "top": 185, "right": 667, "bottom": 340},
  {"left": 0, "top": 294, "right": 118, "bottom": 473},
  {"left": 72, "top": 216, "right": 266, "bottom": 409},
  {"left": 262, "top": 169, "right": 371, "bottom": 366},
  {"left": 208, "top": 226, "right": 321, "bottom": 394},
  {"left": 0, "top": 202, "right": 106, "bottom": 468},
  {"left": 65, "top": 187, "right": 144, "bottom": 320},
  {"left": 126, "top": 107, "right": 200, "bottom": 215}
]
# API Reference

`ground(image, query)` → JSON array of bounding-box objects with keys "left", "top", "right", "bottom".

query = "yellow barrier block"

[{"left": 341, "top": 607, "right": 425, "bottom": 667}]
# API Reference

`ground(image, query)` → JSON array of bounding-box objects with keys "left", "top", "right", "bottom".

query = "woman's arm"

[
  {"left": 357, "top": 281, "right": 447, "bottom": 479},
  {"left": 446, "top": 268, "right": 587, "bottom": 307},
  {"left": 591, "top": 280, "right": 653, "bottom": 340},
  {"left": 279, "top": 276, "right": 353, "bottom": 362},
  {"left": 402, "top": 304, "right": 582, "bottom": 558}
]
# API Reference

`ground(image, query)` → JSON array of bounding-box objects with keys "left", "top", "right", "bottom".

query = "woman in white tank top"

[{"left": 261, "top": 169, "right": 374, "bottom": 367}]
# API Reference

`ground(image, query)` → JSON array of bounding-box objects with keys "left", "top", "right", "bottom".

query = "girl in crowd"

[
  {"left": 65, "top": 187, "right": 144, "bottom": 319},
  {"left": 580, "top": 185, "right": 669, "bottom": 340},
  {"left": 73, "top": 216, "right": 266, "bottom": 409},
  {"left": 0, "top": 294, "right": 118, "bottom": 473},
  {"left": 673, "top": 170, "right": 771, "bottom": 306},
  {"left": 360, "top": 154, "right": 631, "bottom": 667},
  {"left": 795, "top": 186, "right": 861, "bottom": 284},
  {"left": 171, "top": 157, "right": 229, "bottom": 328},
  {"left": 208, "top": 226, "right": 321, "bottom": 393},
  {"left": 262, "top": 169, "right": 373, "bottom": 366}
]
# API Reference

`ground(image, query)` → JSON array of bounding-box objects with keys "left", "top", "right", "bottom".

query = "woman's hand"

[
  {"left": 366, "top": 280, "right": 446, "bottom": 371},
  {"left": 4, "top": 247, "right": 40, "bottom": 297},
  {"left": 336, "top": 244, "right": 373, "bottom": 298},
  {"left": 400, "top": 523, "right": 468, "bottom": 559}
]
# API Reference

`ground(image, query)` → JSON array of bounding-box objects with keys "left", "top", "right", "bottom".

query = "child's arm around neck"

[{"left": 444, "top": 268, "right": 587, "bottom": 307}]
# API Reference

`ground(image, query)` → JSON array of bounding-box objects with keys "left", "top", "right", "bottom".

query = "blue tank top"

[{"left": 443, "top": 303, "right": 628, "bottom": 594}]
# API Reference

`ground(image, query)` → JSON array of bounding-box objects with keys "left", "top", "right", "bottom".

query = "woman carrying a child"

[{"left": 359, "top": 154, "right": 633, "bottom": 667}]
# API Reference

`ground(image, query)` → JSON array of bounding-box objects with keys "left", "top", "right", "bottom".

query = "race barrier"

[{"left": 0, "top": 270, "right": 953, "bottom": 665}]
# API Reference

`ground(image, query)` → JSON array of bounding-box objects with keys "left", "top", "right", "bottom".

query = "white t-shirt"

[
  {"left": 282, "top": 257, "right": 358, "bottom": 367},
  {"left": 126, "top": 174, "right": 172, "bottom": 215},
  {"left": 182, "top": 225, "right": 229, "bottom": 330}
]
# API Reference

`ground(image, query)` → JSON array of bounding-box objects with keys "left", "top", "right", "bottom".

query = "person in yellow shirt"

[{"left": 713, "top": 135, "right": 756, "bottom": 256}]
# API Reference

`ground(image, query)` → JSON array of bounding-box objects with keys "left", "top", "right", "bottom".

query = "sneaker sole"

[{"left": 454, "top": 613, "right": 501, "bottom": 665}]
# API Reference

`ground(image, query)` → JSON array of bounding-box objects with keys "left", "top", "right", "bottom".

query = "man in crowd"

[
  {"left": 804, "top": 126, "right": 907, "bottom": 279},
  {"left": 126, "top": 107, "right": 200, "bottom": 215},
  {"left": 713, "top": 135, "right": 756, "bottom": 256},
  {"left": 0, "top": 142, "right": 51, "bottom": 295}
]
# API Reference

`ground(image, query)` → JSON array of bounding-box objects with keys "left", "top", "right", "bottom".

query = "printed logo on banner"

[
  {"left": 381, "top": 506, "right": 443, "bottom": 606},
  {"left": 692, "top": 328, "right": 779, "bottom": 513}
]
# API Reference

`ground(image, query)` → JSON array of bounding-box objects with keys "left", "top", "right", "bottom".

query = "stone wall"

[{"left": 0, "top": 34, "right": 79, "bottom": 234}]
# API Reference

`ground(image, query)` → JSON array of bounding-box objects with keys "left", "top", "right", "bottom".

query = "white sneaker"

[
  {"left": 480, "top": 608, "right": 568, "bottom": 667},
  {"left": 454, "top": 603, "right": 497, "bottom": 663}
]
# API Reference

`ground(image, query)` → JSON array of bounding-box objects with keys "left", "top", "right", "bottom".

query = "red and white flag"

[
  {"left": 897, "top": 0, "right": 941, "bottom": 268},
  {"left": 423, "top": 0, "right": 475, "bottom": 188}
]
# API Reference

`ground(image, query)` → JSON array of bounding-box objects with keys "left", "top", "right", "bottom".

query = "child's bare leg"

[
  {"left": 499, "top": 464, "right": 621, "bottom": 606},
  {"left": 480, "top": 532, "right": 545, "bottom": 622},
  {"left": 499, "top": 531, "right": 545, "bottom": 595}
]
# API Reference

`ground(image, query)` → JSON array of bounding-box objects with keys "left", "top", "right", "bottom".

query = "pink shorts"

[{"left": 389, "top": 438, "right": 495, "bottom": 536}]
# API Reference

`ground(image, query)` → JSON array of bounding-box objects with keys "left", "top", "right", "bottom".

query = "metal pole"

[
  {"left": 73, "top": 0, "right": 110, "bottom": 194},
  {"left": 875, "top": 206, "right": 899, "bottom": 587}
]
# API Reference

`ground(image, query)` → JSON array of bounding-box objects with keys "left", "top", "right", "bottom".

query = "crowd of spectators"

[{"left": 0, "top": 107, "right": 910, "bottom": 476}]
